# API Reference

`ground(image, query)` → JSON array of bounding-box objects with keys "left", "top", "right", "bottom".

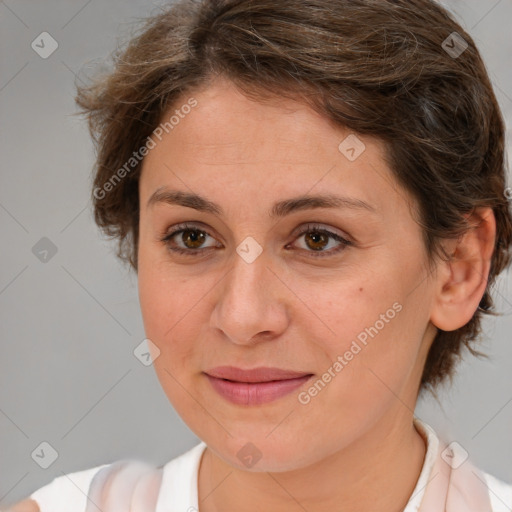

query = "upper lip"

[{"left": 205, "top": 366, "right": 312, "bottom": 383}]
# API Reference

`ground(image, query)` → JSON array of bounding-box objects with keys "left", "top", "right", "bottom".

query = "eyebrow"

[{"left": 146, "top": 187, "right": 376, "bottom": 217}]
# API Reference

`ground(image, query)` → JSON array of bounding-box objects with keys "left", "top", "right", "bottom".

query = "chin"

[{"left": 204, "top": 430, "right": 321, "bottom": 473}]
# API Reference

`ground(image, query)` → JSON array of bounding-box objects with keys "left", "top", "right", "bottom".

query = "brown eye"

[
  {"left": 304, "top": 231, "right": 329, "bottom": 251},
  {"left": 180, "top": 229, "right": 207, "bottom": 249},
  {"left": 160, "top": 222, "right": 352, "bottom": 258},
  {"left": 291, "top": 224, "right": 352, "bottom": 258},
  {"left": 161, "top": 223, "right": 220, "bottom": 256}
]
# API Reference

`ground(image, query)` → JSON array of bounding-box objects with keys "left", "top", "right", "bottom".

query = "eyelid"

[
  {"left": 160, "top": 221, "right": 353, "bottom": 257},
  {"left": 290, "top": 222, "right": 352, "bottom": 243},
  {"left": 160, "top": 222, "right": 221, "bottom": 250},
  {"left": 287, "top": 223, "right": 353, "bottom": 257}
]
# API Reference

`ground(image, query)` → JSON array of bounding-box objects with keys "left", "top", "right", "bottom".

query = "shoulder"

[
  {"left": 28, "top": 462, "right": 110, "bottom": 512},
  {"left": 160, "top": 440, "right": 207, "bottom": 487},
  {"left": 156, "top": 441, "right": 207, "bottom": 510},
  {"left": 27, "top": 443, "right": 207, "bottom": 512},
  {"left": 163, "top": 440, "right": 207, "bottom": 472},
  {"left": 481, "top": 470, "right": 512, "bottom": 512},
  {"left": 412, "top": 418, "right": 511, "bottom": 511}
]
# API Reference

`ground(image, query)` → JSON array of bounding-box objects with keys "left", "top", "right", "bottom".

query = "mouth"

[
  {"left": 204, "top": 366, "right": 314, "bottom": 405},
  {"left": 204, "top": 365, "right": 312, "bottom": 382}
]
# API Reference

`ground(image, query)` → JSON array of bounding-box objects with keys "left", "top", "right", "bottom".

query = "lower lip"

[{"left": 205, "top": 374, "right": 313, "bottom": 405}]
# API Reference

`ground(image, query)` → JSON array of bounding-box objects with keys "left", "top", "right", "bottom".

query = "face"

[{"left": 137, "top": 78, "right": 437, "bottom": 472}]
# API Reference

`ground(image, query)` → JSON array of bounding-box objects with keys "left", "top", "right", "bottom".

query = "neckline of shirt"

[{"left": 156, "top": 416, "right": 439, "bottom": 511}]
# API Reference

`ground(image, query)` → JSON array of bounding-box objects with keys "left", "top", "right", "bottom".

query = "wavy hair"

[{"left": 75, "top": 0, "right": 512, "bottom": 394}]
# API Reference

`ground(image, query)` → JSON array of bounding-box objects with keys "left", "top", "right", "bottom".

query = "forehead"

[
  {"left": 153, "top": 79, "right": 353, "bottom": 161},
  {"left": 139, "top": 78, "right": 414, "bottom": 221}
]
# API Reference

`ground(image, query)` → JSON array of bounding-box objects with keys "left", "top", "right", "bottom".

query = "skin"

[
  {"left": 9, "top": 501, "right": 39, "bottom": 512},
  {"left": 135, "top": 78, "right": 495, "bottom": 512},
  {"left": 12, "top": 77, "right": 495, "bottom": 512}
]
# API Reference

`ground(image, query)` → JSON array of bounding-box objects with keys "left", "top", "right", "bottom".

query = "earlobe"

[{"left": 430, "top": 207, "right": 496, "bottom": 332}]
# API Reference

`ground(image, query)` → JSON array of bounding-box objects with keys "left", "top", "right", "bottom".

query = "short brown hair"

[{"left": 75, "top": 0, "right": 512, "bottom": 394}]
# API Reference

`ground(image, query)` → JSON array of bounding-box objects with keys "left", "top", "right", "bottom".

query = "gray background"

[{"left": 1, "top": 0, "right": 511, "bottom": 507}]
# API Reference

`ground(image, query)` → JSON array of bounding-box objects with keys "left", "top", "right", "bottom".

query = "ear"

[{"left": 430, "top": 207, "right": 496, "bottom": 332}]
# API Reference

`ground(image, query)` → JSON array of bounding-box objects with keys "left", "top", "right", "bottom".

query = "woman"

[{"left": 11, "top": 0, "right": 512, "bottom": 510}]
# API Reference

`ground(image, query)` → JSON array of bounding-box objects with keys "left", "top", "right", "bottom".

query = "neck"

[{"left": 198, "top": 412, "right": 427, "bottom": 512}]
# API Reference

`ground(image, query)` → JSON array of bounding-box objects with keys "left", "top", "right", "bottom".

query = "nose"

[{"left": 210, "top": 246, "right": 290, "bottom": 346}]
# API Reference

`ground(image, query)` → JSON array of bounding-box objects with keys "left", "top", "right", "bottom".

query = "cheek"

[
  {"left": 138, "top": 245, "right": 179, "bottom": 357},
  {"left": 299, "top": 264, "right": 427, "bottom": 398},
  {"left": 138, "top": 236, "right": 182, "bottom": 335},
  {"left": 297, "top": 268, "right": 401, "bottom": 350},
  {"left": 295, "top": 300, "right": 420, "bottom": 439},
  {"left": 138, "top": 271, "right": 194, "bottom": 354},
  {"left": 137, "top": 249, "right": 213, "bottom": 370},
  {"left": 137, "top": 259, "right": 202, "bottom": 412}
]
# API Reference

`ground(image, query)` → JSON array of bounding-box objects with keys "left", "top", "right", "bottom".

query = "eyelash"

[{"left": 160, "top": 222, "right": 353, "bottom": 258}]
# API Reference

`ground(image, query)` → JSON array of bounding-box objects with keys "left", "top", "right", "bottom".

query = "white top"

[{"left": 27, "top": 418, "right": 512, "bottom": 512}]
